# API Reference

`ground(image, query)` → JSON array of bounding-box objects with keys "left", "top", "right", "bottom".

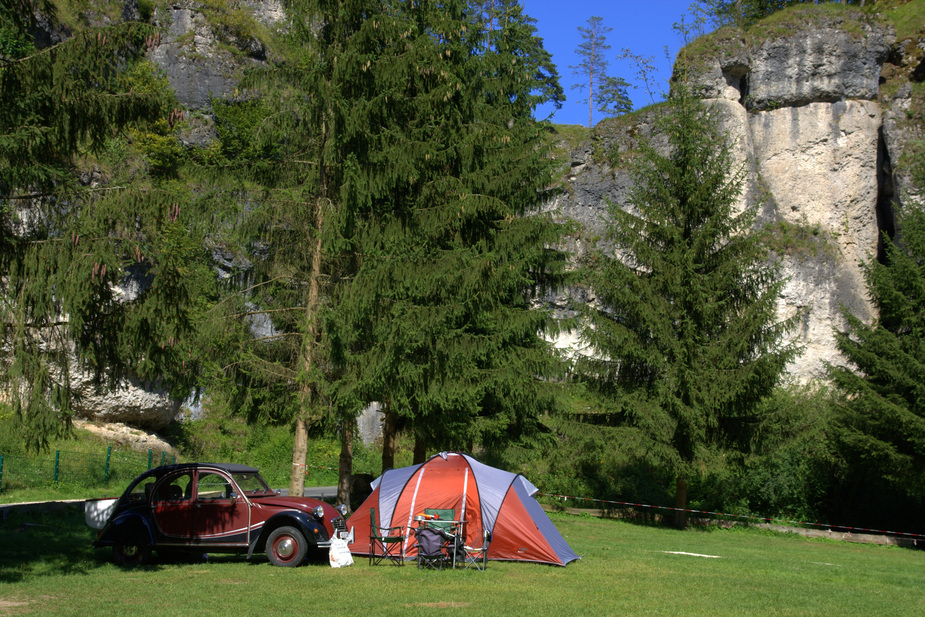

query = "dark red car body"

[{"left": 94, "top": 462, "right": 348, "bottom": 567}]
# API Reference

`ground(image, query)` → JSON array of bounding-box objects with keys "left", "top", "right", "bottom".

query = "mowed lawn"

[{"left": 1, "top": 505, "right": 923, "bottom": 617}]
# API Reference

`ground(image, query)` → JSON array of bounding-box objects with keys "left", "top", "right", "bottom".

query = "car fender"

[
  {"left": 247, "top": 511, "right": 328, "bottom": 559},
  {"left": 96, "top": 511, "right": 155, "bottom": 547}
]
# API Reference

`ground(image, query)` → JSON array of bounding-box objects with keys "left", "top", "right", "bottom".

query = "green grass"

[
  {"left": 2, "top": 506, "right": 923, "bottom": 616},
  {"left": 877, "top": 0, "right": 925, "bottom": 41}
]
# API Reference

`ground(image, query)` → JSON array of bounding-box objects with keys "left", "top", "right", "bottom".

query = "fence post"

[
  {"left": 147, "top": 449, "right": 152, "bottom": 470},
  {"left": 104, "top": 446, "right": 112, "bottom": 482},
  {"left": 0, "top": 455, "right": 4, "bottom": 495},
  {"left": 54, "top": 450, "right": 60, "bottom": 486},
  {"left": 160, "top": 451, "right": 166, "bottom": 466}
]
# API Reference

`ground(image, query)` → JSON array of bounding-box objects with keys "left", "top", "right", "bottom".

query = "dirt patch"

[
  {"left": 73, "top": 420, "right": 177, "bottom": 455},
  {"left": 406, "top": 603, "right": 471, "bottom": 609},
  {"left": 0, "top": 598, "right": 31, "bottom": 616}
]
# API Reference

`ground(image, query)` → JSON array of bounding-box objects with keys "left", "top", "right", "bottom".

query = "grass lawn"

[{"left": 1, "top": 506, "right": 923, "bottom": 617}]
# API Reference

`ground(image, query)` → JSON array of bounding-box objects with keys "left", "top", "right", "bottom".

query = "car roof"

[{"left": 149, "top": 462, "right": 261, "bottom": 476}]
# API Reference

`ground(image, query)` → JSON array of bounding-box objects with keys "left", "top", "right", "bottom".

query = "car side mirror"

[{"left": 228, "top": 491, "right": 238, "bottom": 503}]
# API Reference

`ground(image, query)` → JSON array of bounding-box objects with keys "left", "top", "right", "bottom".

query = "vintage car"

[{"left": 93, "top": 462, "right": 349, "bottom": 567}]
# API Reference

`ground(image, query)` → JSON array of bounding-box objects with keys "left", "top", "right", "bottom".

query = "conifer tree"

[
  {"left": 328, "top": 0, "right": 567, "bottom": 464},
  {"left": 570, "top": 16, "right": 613, "bottom": 128},
  {"left": 197, "top": 0, "right": 359, "bottom": 499},
  {"left": 204, "top": 0, "right": 565, "bottom": 500},
  {"left": 577, "top": 87, "right": 798, "bottom": 525},
  {"left": 829, "top": 207, "right": 925, "bottom": 500},
  {"left": 0, "top": 2, "right": 210, "bottom": 449}
]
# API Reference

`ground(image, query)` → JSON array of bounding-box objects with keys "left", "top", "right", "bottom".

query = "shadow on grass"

[
  {"left": 0, "top": 504, "right": 336, "bottom": 583},
  {"left": 0, "top": 504, "right": 108, "bottom": 583}
]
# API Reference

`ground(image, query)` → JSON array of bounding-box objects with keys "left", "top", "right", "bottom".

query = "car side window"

[
  {"left": 128, "top": 479, "right": 155, "bottom": 503},
  {"left": 197, "top": 472, "right": 232, "bottom": 501},
  {"left": 153, "top": 473, "right": 193, "bottom": 503}
]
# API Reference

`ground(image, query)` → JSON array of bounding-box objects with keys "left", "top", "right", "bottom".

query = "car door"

[
  {"left": 189, "top": 469, "right": 251, "bottom": 545},
  {"left": 151, "top": 472, "right": 195, "bottom": 540}
]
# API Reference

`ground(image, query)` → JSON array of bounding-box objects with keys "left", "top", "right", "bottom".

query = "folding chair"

[
  {"left": 463, "top": 529, "right": 492, "bottom": 570},
  {"left": 413, "top": 526, "right": 452, "bottom": 570},
  {"left": 369, "top": 507, "right": 405, "bottom": 566},
  {"left": 423, "top": 508, "right": 461, "bottom": 566},
  {"left": 423, "top": 508, "right": 457, "bottom": 534}
]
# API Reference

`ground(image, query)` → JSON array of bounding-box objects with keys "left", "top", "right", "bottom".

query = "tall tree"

[
  {"left": 570, "top": 15, "right": 617, "bottom": 127},
  {"left": 0, "top": 2, "right": 209, "bottom": 449},
  {"left": 201, "top": 0, "right": 566, "bottom": 503},
  {"left": 828, "top": 206, "right": 925, "bottom": 502},
  {"left": 329, "top": 0, "right": 567, "bottom": 465},
  {"left": 576, "top": 86, "right": 798, "bottom": 526},
  {"left": 198, "top": 0, "right": 363, "bottom": 500}
]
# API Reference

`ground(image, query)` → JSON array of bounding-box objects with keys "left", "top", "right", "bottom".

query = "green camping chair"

[
  {"left": 423, "top": 508, "right": 458, "bottom": 533},
  {"left": 369, "top": 507, "right": 405, "bottom": 566},
  {"left": 423, "top": 508, "right": 461, "bottom": 567}
]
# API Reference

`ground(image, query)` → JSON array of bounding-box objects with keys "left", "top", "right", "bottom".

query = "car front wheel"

[{"left": 266, "top": 526, "right": 308, "bottom": 567}]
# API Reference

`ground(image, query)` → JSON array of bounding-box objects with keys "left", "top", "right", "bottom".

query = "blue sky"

[{"left": 523, "top": 0, "right": 696, "bottom": 126}]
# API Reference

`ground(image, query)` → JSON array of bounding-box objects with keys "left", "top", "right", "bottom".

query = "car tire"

[
  {"left": 266, "top": 526, "right": 308, "bottom": 567},
  {"left": 113, "top": 541, "right": 152, "bottom": 567},
  {"left": 112, "top": 521, "right": 152, "bottom": 567}
]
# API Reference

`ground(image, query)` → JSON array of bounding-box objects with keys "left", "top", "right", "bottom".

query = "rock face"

[
  {"left": 149, "top": 0, "right": 281, "bottom": 111},
  {"left": 71, "top": 374, "right": 182, "bottom": 430},
  {"left": 43, "top": 4, "right": 922, "bottom": 427},
  {"left": 685, "top": 12, "right": 892, "bottom": 110},
  {"left": 553, "top": 8, "right": 905, "bottom": 382}
]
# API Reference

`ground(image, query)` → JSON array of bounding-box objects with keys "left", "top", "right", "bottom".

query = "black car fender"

[
  {"left": 247, "top": 510, "right": 329, "bottom": 559},
  {"left": 97, "top": 511, "right": 155, "bottom": 547}
]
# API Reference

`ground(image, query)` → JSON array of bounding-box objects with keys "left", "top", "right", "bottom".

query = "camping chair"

[
  {"left": 369, "top": 507, "right": 405, "bottom": 566},
  {"left": 423, "top": 508, "right": 461, "bottom": 566},
  {"left": 423, "top": 508, "right": 458, "bottom": 534},
  {"left": 463, "top": 529, "right": 492, "bottom": 570},
  {"left": 413, "top": 526, "right": 452, "bottom": 570}
]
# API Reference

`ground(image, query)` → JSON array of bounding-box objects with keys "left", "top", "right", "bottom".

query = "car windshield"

[{"left": 232, "top": 472, "right": 274, "bottom": 495}]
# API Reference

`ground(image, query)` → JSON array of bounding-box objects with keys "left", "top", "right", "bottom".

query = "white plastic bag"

[{"left": 328, "top": 537, "right": 354, "bottom": 568}]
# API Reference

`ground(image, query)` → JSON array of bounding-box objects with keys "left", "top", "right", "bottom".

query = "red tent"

[{"left": 346, "top": 452, "right": 579, "bottom": 566}]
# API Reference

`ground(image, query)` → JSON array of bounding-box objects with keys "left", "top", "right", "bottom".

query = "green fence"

[{"left": 0, "top": 448, "right": 177, "bottom": 495}]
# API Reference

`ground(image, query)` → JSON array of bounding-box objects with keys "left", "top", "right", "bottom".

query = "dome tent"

[{"left": 346, "top": 452, "right": 579, "bottom": 566}]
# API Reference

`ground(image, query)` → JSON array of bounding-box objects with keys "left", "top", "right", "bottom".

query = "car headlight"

[
  {"left": 312, "top": 505, "right": 325, "bottom": 519},
  {"left": 335, "top": 504, "right": 348, "bottom": 517}
]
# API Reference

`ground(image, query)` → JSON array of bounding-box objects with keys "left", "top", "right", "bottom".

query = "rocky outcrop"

[
  {"left": 683, "top": 11, "right": 892, "bottom": 110},
  {"left": 554, "top": 7, "right": 904, "bottom": 381},
  {"left": 149, "top": 1, "right": 279, "bottom": 111},
  {"left": 70, "top": 374, "right": 181, "bottom": 430},
  {"left": 27, "top": 3, "right": 922, "bottom": 427}
]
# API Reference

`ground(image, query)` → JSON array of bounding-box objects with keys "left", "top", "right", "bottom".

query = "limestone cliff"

[
  {"left": 22, "top": 2, "right": 925, "bottom": 427},
  {"left": 552, "top": 5, "right": 923, "bottom": 382}
]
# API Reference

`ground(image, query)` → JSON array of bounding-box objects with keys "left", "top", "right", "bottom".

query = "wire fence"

[{"left": 0, "top": 448, "right": 178, "bottom": 495}]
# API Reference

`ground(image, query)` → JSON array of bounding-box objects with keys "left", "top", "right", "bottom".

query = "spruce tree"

[
  {"left": 570, "top": 16, "right": 612, "bottom": 128},
  {"left": 829, "top": 207, "right": 925, "bottom": 500},
  {"left": 328, "top": 0, "right": 567, "bottom": 464},
  {"left": 203, "top": 1, "right": 566, "bottom": 501},
  {"left": 577, "top": 87, "right": 798, "bottom": 525},
  {"left": 1, "top": 3, "right": 210, "bottom": 449}
]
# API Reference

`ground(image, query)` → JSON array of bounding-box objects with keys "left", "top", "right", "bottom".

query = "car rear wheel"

[
  {"left": 112, "top": 521, "right": 152, "bottom": 567},
  {"left": 266, "top": 526, "right": 308, "bottom": 567}
]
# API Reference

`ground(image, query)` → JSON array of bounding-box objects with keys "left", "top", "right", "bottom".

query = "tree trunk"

[
  {"left": 289, "top": 200, "right": 325, "bottom": 497},
  {"left": 673, "top": 476, "right": 688, "bottom": 528},
  {"left": 289, "top": 417, "right": 308, "bottom": 496},
  {"left": 588, "top": 78, "right": 593, "bottom": 128},
  {"left": 338, "top": 417, "right": 355, "bottom": 513},
  {"left": 381, "top": 399, "right": 396, "bottom": 471},
  {"left": 413, "top": 433, "right": 427, "bottom": 465}
]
